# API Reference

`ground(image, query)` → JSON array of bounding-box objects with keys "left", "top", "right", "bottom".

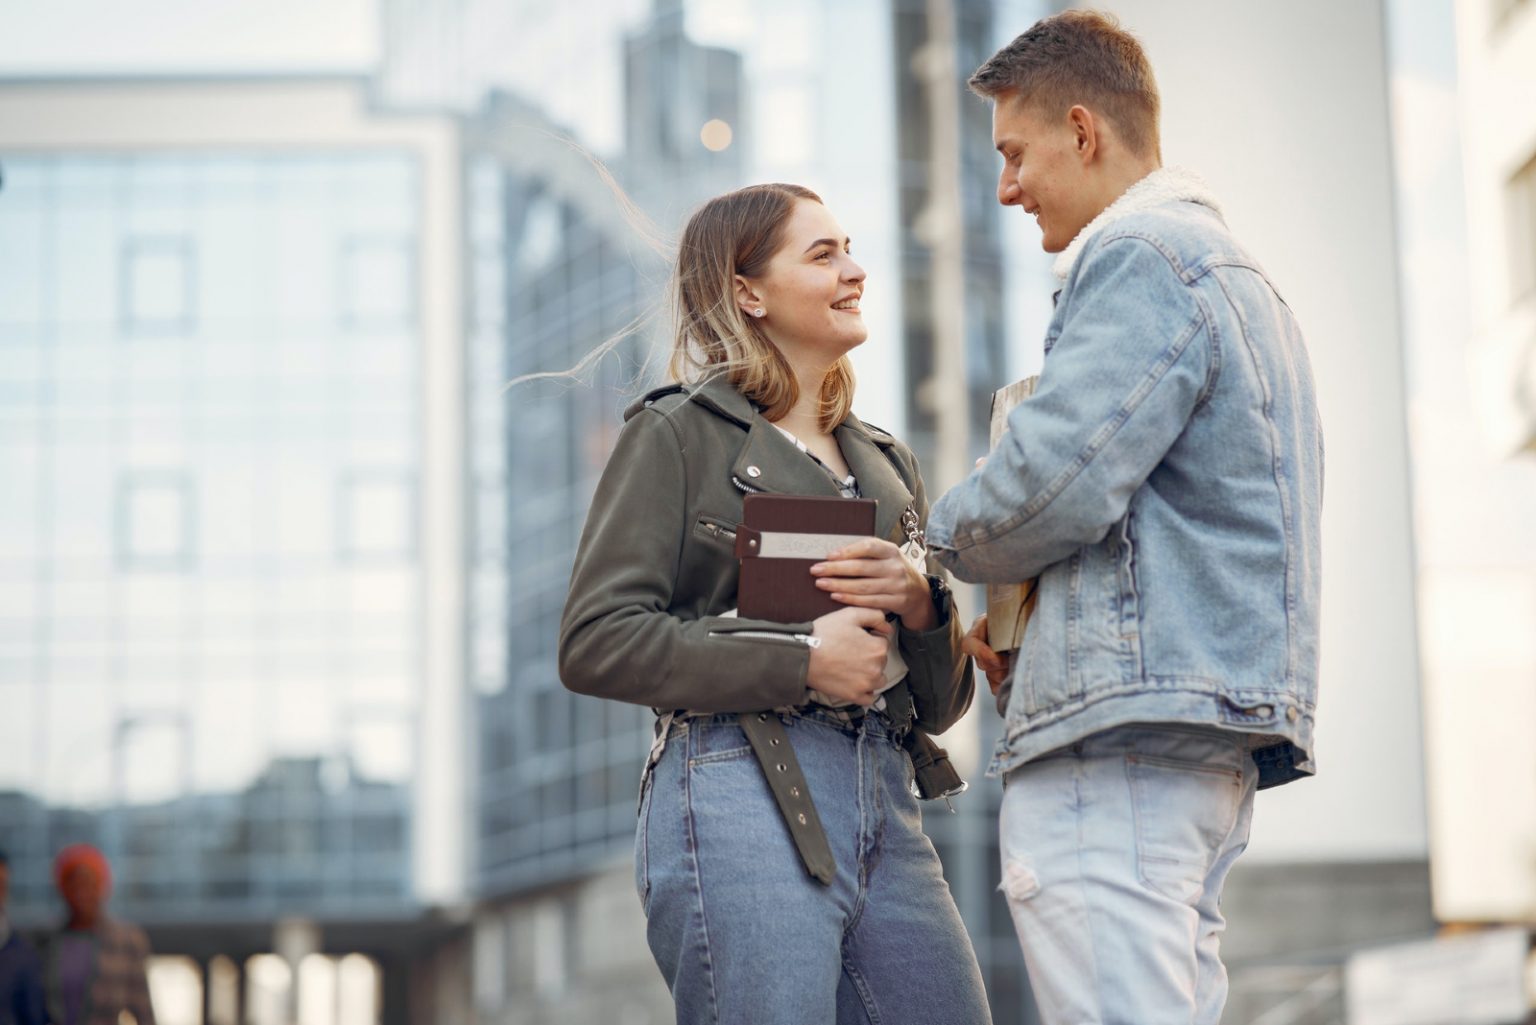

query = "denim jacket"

[{"left": 927, "top": 168, "right": 1323, "bottom": 789}]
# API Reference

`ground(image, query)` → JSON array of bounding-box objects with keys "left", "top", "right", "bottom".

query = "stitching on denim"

[
  {"left": 636, "top": 771, "right": 653, "bottom": 910},
  {"left": 845, "top": 725, "right": 873, "bottom": 934},
  {"left": 1211, "top": 269, "right": 1299, "bottom": 687},
  {"left": 954, "top": 308, "right": 1206, "bottom": 552},
  {"left": 680, "top": 726, "right": 721, "bottom": 1022},
  {"left": 687, "top": 746, "right": 753, "bottom": 767},
  {"left": 1002, "top": 678, "right": 1311, "bottom": 741},
  {"left": 840, "top": 958, "right": 883, "bottom": 1024},
  {"left": 1127, "top": 752, "right": 1241, "bottom": 903},
  {"left": 1074, "top": 761, "right": 1109, "bottom": 1021}
]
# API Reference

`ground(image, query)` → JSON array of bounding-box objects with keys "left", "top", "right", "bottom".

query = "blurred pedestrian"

[
  {"left": 559, "top": 183, "right": 989, "bottom": 1023},
  {"left": 928, "top": 10, "right": 1324, "bottom": 1025},
  {"left": 38, "top": 844, "right": 156, "bottom": 1025},
  {"left": 0, "top": 847, "right": 46, "bottom": 1025}
]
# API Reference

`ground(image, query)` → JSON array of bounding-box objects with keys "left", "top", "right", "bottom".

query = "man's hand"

[
  {"left": 806, "top": 606, "right": 895, "bottom": 707},
  {"left": 961, "top": 613, "right": 1012, "bottom": 696}
]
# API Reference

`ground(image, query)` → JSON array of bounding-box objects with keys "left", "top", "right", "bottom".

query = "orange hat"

[{"left": 53, "top": 844, "right": 112, "bottom": 897}]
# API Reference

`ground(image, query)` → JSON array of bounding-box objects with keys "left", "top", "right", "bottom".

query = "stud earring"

[{"left": 752, "top": 308, "right": 766, "bottom": 318}]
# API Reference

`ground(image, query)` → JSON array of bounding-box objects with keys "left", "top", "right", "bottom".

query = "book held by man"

[{"left": 987, "top": 376, "right": 1041, "bottom": 654}]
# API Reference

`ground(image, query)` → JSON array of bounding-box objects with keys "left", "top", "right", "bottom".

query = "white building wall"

[
  {"left": 1089, "top": 0, "right": 1428, "bottom": 862},
  {"left": 1421, "top": 0, "right": 1536, "bottom": 922}
]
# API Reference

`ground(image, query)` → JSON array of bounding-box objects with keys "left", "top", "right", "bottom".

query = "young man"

[{"left": 925, "top": 11, "right": 1323, "bottom": 1025}]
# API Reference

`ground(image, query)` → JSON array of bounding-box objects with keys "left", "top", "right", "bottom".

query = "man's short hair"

[{"left": 969, "top": 10, "right": 1161, "bottom": 160}]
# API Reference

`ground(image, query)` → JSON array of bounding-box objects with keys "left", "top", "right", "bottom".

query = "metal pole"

[
  {"left": 918, "top": 0, "right": 971, "bottom": 502},
  {"left": 916, "top": 1, "right": 1000, "bottom": 1012}
]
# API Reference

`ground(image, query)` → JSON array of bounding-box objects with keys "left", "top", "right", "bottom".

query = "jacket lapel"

[
  {"left": 730, "top": 419, "right": 845, "bottom": 498},
  {"left": 837, "top": 418, "right": 914, "bottom": 545},
  {"left": 688, "top": 374, "right": 915, "bottom": 541}
]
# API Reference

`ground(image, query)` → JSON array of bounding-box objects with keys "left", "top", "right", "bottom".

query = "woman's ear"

[{"left": 733, "top": 274, "right": 764, "bottom": 318}]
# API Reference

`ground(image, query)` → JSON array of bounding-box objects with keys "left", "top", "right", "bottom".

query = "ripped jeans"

[{"left": 998, "top": 723, "right": 1259, "bottom": 1025}]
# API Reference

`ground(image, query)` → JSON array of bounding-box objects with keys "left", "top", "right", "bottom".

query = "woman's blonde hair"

[{"left": 669, "top": 183, "right": 855, "bottom": 432}]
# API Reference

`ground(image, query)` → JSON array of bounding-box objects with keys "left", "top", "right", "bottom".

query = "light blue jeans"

[
  {"left": 637, "top": 708, "right": 991, "bottom": 1025},
  {"left": 999, "top": 723, "right": 1259, "bottom": 1025}
]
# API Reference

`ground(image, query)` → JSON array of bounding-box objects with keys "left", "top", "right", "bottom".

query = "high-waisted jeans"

[{"left": 636, "top": 708, "right": 991, "bottom": 1025}]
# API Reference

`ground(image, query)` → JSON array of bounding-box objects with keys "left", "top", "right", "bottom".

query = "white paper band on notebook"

[{"left": 751, "top": 531, "right": 857, "bottom": 559}]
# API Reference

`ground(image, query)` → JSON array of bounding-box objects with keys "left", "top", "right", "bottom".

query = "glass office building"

[
  {"left": 462, "top": 8, "right": 746, "bottom": 897},
  {"left": 465, "top": 119, "right": 659, "bottom": 895},
  {"left": 381, "top": 0, "right": 1043, "bottom": 1020},
  {"left": 0, "top": 149, "right": 424, "bottom": 922}
]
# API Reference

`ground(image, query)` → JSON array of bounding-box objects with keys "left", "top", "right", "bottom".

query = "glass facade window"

[
  {"left": 468, "top": 145, "right": 662, "bottom": 893},
  {"left": 122, "top": 236, "right": 196, "bottom": 335},
  {"left": 337, "top": 471, "right": 416, "bottom": 561},
  {"left": 0, "top": 151, "right": 427, "bottom": 924},
  {"left": 339, "top": 237, "right": 415, "bottom": 329},
  {"left": 117, "top": 470, "right": 195, "bottom": 569}
]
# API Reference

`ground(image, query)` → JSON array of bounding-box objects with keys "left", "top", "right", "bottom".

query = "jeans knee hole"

[{"left": 1001, "top": 859, "right": 1041, "bottom": 902}]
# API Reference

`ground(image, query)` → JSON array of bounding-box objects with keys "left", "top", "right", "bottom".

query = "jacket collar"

[
  {"left": 687, "top": 374, "right": 914, "bottom": 543},
  {"left": 685, "top": 372, "right": 898, "bottom": 452},
  {"left": 1052, "top": 166, "right": 1222, "bottom": 281}
]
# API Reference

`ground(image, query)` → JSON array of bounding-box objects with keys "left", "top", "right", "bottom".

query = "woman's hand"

[
  {"left": 806, "top": 606, "right": 895, "bottom": 707},
  {"left": 961, "top": 614, "right": 1012, "bottom": 696},
  {"left": 810, "top": 537, "right": 935, "bottom": 631}
]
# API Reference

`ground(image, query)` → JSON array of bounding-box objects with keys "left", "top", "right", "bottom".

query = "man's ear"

[
  {"left": 1068, "top": 104, "right": 1099, "bottom": 164},
  {"left": 733, "top": 274, "right": 763, "bottom": 315}
]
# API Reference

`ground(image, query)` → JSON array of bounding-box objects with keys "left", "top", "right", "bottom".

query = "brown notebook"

[{"left": 733, "top": 494, "right": 877, "bottom": 622}]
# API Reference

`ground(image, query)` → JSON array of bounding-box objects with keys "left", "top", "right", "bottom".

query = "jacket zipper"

[
  {"left": 731, "top": 475, "right": 763, "bottom": 494},
  {"left": 709, "top": 629, "right": 821, "bottom": 648}
]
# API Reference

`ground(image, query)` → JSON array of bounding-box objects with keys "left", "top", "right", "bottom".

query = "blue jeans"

[
  {"left": 999, "top": 724, "right": 1259, "bottom": 1025},
  {"left": 637, "top": 709, "right": 991, "bottom": 1025}
]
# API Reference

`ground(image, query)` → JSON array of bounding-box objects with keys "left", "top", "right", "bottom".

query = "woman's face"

[{"left": 739, "top": 199, "right": 867, "bottom": 363}]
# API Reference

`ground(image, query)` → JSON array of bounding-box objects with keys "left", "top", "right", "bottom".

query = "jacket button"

[
  {"left": 1254, "top": 705, "right": 1274, "bottom": 718},
  {"left": 746, "top": 465, "right": 762, "bottom": 478},
  {"left": 1286, "top": 707, "right": 1299, "bottom": 723}
]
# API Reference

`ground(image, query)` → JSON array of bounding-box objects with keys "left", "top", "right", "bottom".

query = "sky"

[{"left": 0, "top": 0, "right": 380, "bottom": 75}]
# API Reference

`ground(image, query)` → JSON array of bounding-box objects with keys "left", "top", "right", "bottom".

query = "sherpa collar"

[{"left": 1052, "top": 166, "right": 1222, "bottom": 281}]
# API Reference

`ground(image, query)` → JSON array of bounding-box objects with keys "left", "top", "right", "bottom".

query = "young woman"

[{"left": 559, "top": 184, "right": 989, "bottom": 1023}]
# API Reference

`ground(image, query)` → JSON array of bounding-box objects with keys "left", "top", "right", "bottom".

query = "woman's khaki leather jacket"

[{"left": 558, "top": 373, "right": 973, "bottom": 735}]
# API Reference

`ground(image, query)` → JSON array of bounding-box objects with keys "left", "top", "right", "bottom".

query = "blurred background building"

[{"left": 0, "top": 0, "right": 1532, "bottom": 1023}]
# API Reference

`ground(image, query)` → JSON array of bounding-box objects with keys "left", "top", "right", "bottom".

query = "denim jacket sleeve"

[
  {"left": 926, "top": 234, "right": 1211, "bottom": 582},
  {"left": 558, "top": 406, "right": 814, "bottom": 712}
]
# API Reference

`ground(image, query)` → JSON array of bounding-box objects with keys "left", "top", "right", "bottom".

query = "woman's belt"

[{"left": 737, "top": 681, "right": 967, "bottom": 886}]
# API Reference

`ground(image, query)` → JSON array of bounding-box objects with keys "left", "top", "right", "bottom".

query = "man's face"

[
  {"left": 61, "top": 864, "right": 103, "bottom": 921},
  {"left": 991, "top": 92, "right": 1096, "bottom": 253}
]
